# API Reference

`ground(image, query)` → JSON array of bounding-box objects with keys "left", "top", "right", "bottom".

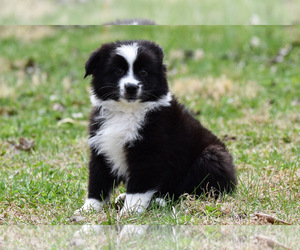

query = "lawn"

[
  {"left": 0, "top": 26, "right": 299, "bottom": 230},
  {"left": 0, "top": 0, "right": 300, "bottom": 25}
]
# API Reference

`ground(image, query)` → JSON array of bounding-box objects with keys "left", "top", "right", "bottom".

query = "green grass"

[
  {"left": 0, "top": 0, "right": 300, "bottom": 25},
  {"left": 1, "top": 225, "right": 299, "bottom": 248},
  {"left": 0, "top": 26, "right": 299, "bottom": 226}
]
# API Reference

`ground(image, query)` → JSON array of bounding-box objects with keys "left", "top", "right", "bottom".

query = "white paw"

[
  {"left": 115, "top": 193, "right": 126, "bottom": 204},
  {"left": 118, "top": 191, "right": 155, "bottom": 217},
  {"left": 119, "top": 203, "right": 145, "bottom": 217},
  {"left": 74, "top": 198, "right": 102, "bottom": 215},
  {"left": 154, "top": 198, "right": 167, "bottom": 207}
]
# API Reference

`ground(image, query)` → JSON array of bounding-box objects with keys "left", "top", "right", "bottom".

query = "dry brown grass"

[{"left": 171, "top": 76, "right": 259, "bottom": 102}]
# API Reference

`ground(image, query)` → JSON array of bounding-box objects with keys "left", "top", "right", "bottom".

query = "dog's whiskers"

[{"left": 141, "top": 91, "right": 160, "bottom": 100}]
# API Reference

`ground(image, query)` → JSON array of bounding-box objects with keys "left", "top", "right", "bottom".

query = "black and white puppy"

[{"left": 76, "top": 40, "right": 236, "bottom": 215}]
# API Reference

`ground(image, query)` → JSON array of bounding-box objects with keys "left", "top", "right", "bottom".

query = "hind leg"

[{"left": 177, "top": 145, "right": 236, "bottom": 197}]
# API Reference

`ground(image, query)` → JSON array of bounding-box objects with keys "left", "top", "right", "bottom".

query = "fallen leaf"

[
  {"left": 57, "top": 118, "right": 88, "bottom": 126},
  {"left": 14, "top": 138, "right": 35, "bottom": 151},
  {"left": 253, "top": 212, "right": 291, "bottom": 225},
  {"left": 57, "top": 118, "right": 75, "bottom": 126}
]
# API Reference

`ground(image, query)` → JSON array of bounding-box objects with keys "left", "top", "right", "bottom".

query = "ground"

[{"left": 0, "top": 26, "right": 299, "bottom": 229}]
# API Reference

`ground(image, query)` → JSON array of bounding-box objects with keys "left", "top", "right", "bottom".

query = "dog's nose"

[{"left": 124, "top": 83, "right": 139, "bottom": 94}]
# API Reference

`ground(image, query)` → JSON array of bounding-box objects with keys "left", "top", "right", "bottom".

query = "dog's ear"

[
  {"left": 155, "top": 45, "right": 167, "bottom": 73},
  {"left": 155, "top": 45, "right": 165, "bottom": 62},
  {"left": 84, "top": 50, "right": 100, "bottom": 78},
  {"left": 148, "top": 42, "right": 164, "bottom": 63},
  {"left": 84, "top": 43, "right": 115, "bottom": 79}
]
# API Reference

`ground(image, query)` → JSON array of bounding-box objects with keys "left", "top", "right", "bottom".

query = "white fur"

[
  {"left": 120, "top": 190, "right": 156, "bottom": 216},
  {"left": 154, "top": 198, "right": 167, "bottom": 207},
  {"left": 116, "top": 43, "right": 138, "bottom": 68},
  {"left": 119, "top": 72, "right": 141, "bottom": 98},
  {"left": 74, "top": 198, "right": 103, "bottom": 214},
  {"left": 116, "top": 43, "right": 140, "bottom": 97},
  {"left": 89, "top": 92, "right": 172, "bottom": 180},
  {"left": 115, "top": 193, "right": 126, "bottom": 204},
  {"left": 115, "top": 193, "right": 166, "bottom": 207}
]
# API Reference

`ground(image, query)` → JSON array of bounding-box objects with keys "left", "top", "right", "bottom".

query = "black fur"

[
  {"left": 85, "top": 40, "right": 236, "bottom": 204},
  {"left": 123, "top": 100, "right": 236, "bottom": 198}
]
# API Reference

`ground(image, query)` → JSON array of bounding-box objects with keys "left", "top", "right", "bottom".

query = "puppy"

[{"left": 76, "top": 40, "right": 236, "bottom": 215}]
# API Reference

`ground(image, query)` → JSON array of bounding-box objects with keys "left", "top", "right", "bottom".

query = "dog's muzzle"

[{"left": 124, "top": 83, "right": 141, "bottom": 101}]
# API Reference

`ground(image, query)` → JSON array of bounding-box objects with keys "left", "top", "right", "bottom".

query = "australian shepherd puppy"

[{"left": 75, "top": 40, "right": 236, "bottom": 216}]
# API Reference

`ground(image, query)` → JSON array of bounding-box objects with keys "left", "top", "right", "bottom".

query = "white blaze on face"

[{"left": 116, "top": 43, "right": 140, "bottom": 96}]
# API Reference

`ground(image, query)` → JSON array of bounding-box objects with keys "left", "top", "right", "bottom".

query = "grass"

[
  {"left": 0, "top": 26, "right": 299, "bottom": 227},
  {"left": 0, "top": 0, "right": 300, "bottom": 25},
  {"left": 1, "top": 225, "right": 299, "bottom": 248}
]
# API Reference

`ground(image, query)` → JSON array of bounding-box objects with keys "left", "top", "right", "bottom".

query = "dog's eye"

[
  {"left": 139, "top": 69, "right": 148, "bottom": 77},
  {"left": 114, "top": 67, "right": 125, "bottom": 76}
]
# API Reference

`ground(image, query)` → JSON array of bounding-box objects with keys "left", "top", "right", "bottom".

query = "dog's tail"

[{"left": 177, "top": 144, "right": 236, "bottom": 197}]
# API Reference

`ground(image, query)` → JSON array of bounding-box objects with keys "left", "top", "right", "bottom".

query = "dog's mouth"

[
  {"left": 121, "top": 83, "right": 142, "bottom": 102},
  {"left": 124, "top": 91, "right": 139, "bottom": 99},
  {"left": 122, "top": 95, "right": 140, "bottom": 103}
]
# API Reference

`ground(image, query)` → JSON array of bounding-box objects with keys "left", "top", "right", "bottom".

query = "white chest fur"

[
  {"left": 89, "top": 105, "right": 145, "bottom": 179},
  {"left": 89, "top": 93, "right": 172, "bottom": 180}
]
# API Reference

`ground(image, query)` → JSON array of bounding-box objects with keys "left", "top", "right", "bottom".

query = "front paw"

[
  {"left": 119, "top": 204, "right": 145, "bottom": 217},
  {"left": 115, "top": 193, "right": 126, "bottom": 204},
  {"left": 118, "top": 191, "right": 155, "bottom": 217},
  {"left": 74, "top": 198, "right": 102, "bottom": 215}
]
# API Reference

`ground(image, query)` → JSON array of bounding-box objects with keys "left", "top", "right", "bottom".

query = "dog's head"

[{"left": 85, "top": 40, "right": 169, "bottom": 104}]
